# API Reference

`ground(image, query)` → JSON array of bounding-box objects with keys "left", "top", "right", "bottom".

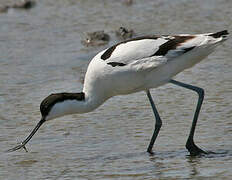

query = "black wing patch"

[
  {"left": 183, "top": 46, "right": 195, "bottom": 53},
  {"left": 101, "top": 35, "right": 160, "bottom": 60},
  {"left": 107, "top": 62, "right": 126, "bottom": 67},
  {"left": 152, "top": 36, "right": 195, "bottom": 56},
  {"left": 101, "top": 46, "right": 117, "bottom": 60}
]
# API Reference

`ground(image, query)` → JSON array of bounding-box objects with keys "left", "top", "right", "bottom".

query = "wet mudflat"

[{"left": 0, "top": 0, "right": 232, "bottom": 179}]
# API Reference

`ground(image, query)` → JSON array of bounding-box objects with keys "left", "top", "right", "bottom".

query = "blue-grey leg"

[
  {"left": 170, "top": 79, "right": 207, "bottom": 156},
  {"left": 146, "top": 90, "right": 162, "bottom": 154}
]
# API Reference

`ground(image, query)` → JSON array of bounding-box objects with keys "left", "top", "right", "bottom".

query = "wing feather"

[{"left": 101, "top": 34, "right": 208, "bottom": 71}]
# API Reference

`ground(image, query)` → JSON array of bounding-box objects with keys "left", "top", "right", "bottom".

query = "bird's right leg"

[
  {"left": 146, "top": 90, "right": 162, "bottom": 154},
  {"left": 170, "top": 79, "right": 207, "bottom": 156}
]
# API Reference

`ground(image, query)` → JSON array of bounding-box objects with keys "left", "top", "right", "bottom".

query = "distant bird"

[
  {"left": 7, "top": 30, "right": 229, "bottom": 156},
  {"left": 115, "top": 26, "right": 134, "bottom": 40},
  {"left": 0, "top": 0, "right": 35, "bottom": 13}
]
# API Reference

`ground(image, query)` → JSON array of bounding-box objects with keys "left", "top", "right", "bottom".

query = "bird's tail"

[
  {"left": 207, "top": 30, "right": 229, "bottom": 43},
  {"left": 209, "top": 30, "right": 229, "bottom": 39},
  {"left": 199, "top": 30, "right": 229, "bottom": 49}
]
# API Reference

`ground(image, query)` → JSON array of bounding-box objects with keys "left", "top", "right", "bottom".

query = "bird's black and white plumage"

[
  {"left": 83, "top": 30, "right": 228, "bottom": 100},
  {"left": 101, "top": 30, "right": 227, "bottom": 68},
  {"left": 7, "top": 30, "right": 229, "bottom": 155}
]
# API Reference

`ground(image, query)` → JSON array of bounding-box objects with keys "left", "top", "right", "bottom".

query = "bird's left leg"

[
  {"left": 146, "top": 90, "right": 162, "bottom": 154},
  {"left": 170, "top": 79, "right": 207, "bottom": 156}
]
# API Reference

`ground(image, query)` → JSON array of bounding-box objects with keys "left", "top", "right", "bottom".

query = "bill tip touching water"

[{"left": 6, "top": 30, "right": 229, "bottom": 156}]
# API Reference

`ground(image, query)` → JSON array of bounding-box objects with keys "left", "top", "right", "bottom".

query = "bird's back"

[{"left": 83, "top": 30, "right": 229, "bottom": 97}]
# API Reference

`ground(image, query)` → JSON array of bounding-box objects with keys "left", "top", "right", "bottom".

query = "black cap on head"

[{"left": 40, "top": 92, "right": 85, "bottom": 118}]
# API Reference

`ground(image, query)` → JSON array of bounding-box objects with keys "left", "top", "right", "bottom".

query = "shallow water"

[{"left": 0, "top": 0, "right": 232, "bottom": 179}]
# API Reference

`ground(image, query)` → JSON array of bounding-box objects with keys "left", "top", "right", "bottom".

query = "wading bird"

[{"left": 7, "top": 30, "right": 228, "bottom": 156}]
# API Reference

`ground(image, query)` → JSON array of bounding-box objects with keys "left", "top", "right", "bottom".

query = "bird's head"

[
  {"left": 40, "top": 92, "right": 85, "bottom": 121},
  {"left": 6, "top": 92, "right": 85, "bottom": 153}
]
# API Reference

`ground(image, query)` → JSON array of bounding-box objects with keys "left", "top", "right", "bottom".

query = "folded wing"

[{"left": 101, "top": 33, "right": 210, "bottom": 71}]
